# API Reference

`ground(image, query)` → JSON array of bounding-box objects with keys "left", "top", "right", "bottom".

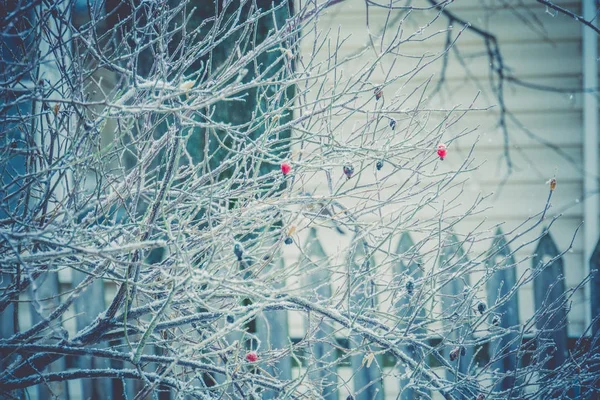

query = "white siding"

[{"left": 291, "top": 1, "right": 594, "bottom": 397}]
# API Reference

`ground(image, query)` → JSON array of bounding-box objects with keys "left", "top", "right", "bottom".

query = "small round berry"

[
  {"left": 226, "top": 314, "right": 234, "bottom": 324},
  {"left": 245, "top": 351, "right": 258, "bottom": 362},
  {"left": 492, "top": 315, "right": 501, "bottom": 326},
  {"left": 405, "top": 278, "right": 414, "bottom": 295},
  {"left": 437, "top": 143, "right": 447, "bottom": 160},
  {"left": 233, "top": 242, "right": 244, "bottom": 261},
  {"left": 389, "top": 119, "right": 396, "bottom": 130},
  {"left": 374, "top": 87, "right": 383, "bottom": 100},
  {"left": 281, "top": 162, "right": 292, "bottom": 175},
  {"left": 477, "top": 301, "right": 487, "bottom": 315},
  {"left": 284, "top": 237, "right": 293, "bottom": 245},
  {"left": 84, "top": 120, "right": 95, "bottom": 131},
  {"left": 343, "top": 165, "right": 355, "bottom": 179},
  {"left": 376, "top": 160, "right": 383, "bottom": 171},
  {"left": 449, "top": 347, "right": 460, "bottom": 361}
]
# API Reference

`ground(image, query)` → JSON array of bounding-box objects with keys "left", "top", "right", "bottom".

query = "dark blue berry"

[
  {"left": 405, "top": 278, "right": 414, "bottom": 295},
  {"left": 374, "top": 88, "right": 383, "bottom": 100},
  {"left": 343, "top": 165, "right": 354, "bottom": 178},
  {"left": 284, "top": 237, "right": 293, "bottom": 245},
  {"left": 376, "top": 160, "right": 383, "bottom": 171},
  {"left": 233, "top": 243, "right": 243, "bottom": 261},
  {"left": 477, "top": 301, "right": 487, "bottom": 315},
  {"left": 226, "top": 315, "right": 234, "bottom": 324},
  {"left": 389, "top": 119, "right": 396, "bottom": 130}
]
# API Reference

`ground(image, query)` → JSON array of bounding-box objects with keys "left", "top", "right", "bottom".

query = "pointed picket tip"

[
  {"left": 396, "top": 231, "right": 415, "bottom": 254},
  {"left": 302, "top": 228, "right": 329, "bottom": 265},
  {"left": 349, "top": 233, "right": 373, "bottom": 276},
  {"left": 485, "top": 227, "right": 516, "bottom": 269},
  {"left": 395, "top": 232, "right": 423, "bottom": 273},
  {"left": 301, "top": 228, "right": 331, "bottom": 295},
  {"left": 439, "top": 231, "right": 468, "bottom": 271},
  {"left": 532, "top": 229, "right": 563, "bottom": 270},
  {"left": 485, "top": 228, "right": 519, "bottom": 308}
]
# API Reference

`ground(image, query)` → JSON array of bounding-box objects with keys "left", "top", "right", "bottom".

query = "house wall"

[{"left": 286, "top": 0, "right": 591, "bottom": 344}]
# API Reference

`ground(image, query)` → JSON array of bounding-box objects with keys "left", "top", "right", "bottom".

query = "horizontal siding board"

[
  {"left": 322, "top": 110, "right": 583, "bottom": 148},
  {"left": 298, "top": 77, "right": 585, "bottom": 115},
  {"left": 312, "top": 0, "right": 579, "bottom": 13},
  {"left": 302, "top": 40, "right": 582, "bottom": 81},
  {"left": 303, "top": 1, "right": 581, "bottom": 51}
]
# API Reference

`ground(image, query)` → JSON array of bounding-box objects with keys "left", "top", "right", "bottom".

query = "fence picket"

[
  {"left": 301, "top": 228, "right": 338, "bottom": 400},
  {"left": 29, "top": 274, "right": 69, "bottom": 399},
  {"left": 349, "top": 236, "right": 384, "bottom": 400},
  {"left": 72, "top": 274, "right": 111, "bottom": 399},
  {"left": 485, "top": 228, "right": 520, "bottom": 394},
  {"left": 394, "top": 232, "right": 429, "bottom": 400},
  {"left": 439, "top": 233, "right": 474, "bottom": 399},
  {"left": 532, "top": 231, "right": 569, "bottom": 397},
  {"left": 256, "top": 256, "right": 292, "bottom": 399}
]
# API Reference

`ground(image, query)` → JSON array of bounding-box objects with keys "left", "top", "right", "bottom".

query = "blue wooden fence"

[{"left": 253, "top": 227, "right": 600, "bottom": 399}]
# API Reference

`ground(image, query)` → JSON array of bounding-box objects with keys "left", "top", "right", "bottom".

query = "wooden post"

[
  {"left": 394, "top": 232, "right": 429, "bottom": 400},
  {"left": 485, "top": 228, "right": 520, "bottom": 394},
  {"left": 302, "top": 228, "right": 338, "bottom": 400},
  {"left": 349, "top": 236, "right": 384, "bottom": 400}
]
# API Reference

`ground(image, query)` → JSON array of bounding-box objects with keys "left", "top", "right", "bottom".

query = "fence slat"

[
  {"left": 256, "top": 256, "right": 292, "bottom": 399},
  {"left": 348, "top": 236, "right": 384, "bottom": 400},
  {"left": 439, "top": 233, "right": 474, "bottom": 398},
  {"left": 485, "top": 228, "right": 520, "bottom": 394},
  {"left": 532, "top": 231, "right": 569, "bottom": 397},
  {"left": 394, "top": 232, "right": 429, "bottom": 400},
  {"left": 29, "top": 274, "right": 69, "bottom": 399},
  {"left": 301, "top": 228, "right": 338, "bottom": 400},
  {"left": 73, "top": 273, "right": 112, "bottom": 399}
]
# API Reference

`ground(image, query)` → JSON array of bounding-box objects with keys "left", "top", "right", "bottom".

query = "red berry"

[
  {"left": 437, "top": 143, "right": 447, "bottom": 160},
  {"left": 281, "top": 162, "right": 292, "bottom": 175},
  {"left": 245, "top": 351, "right": 258, "bottom": 362}
]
